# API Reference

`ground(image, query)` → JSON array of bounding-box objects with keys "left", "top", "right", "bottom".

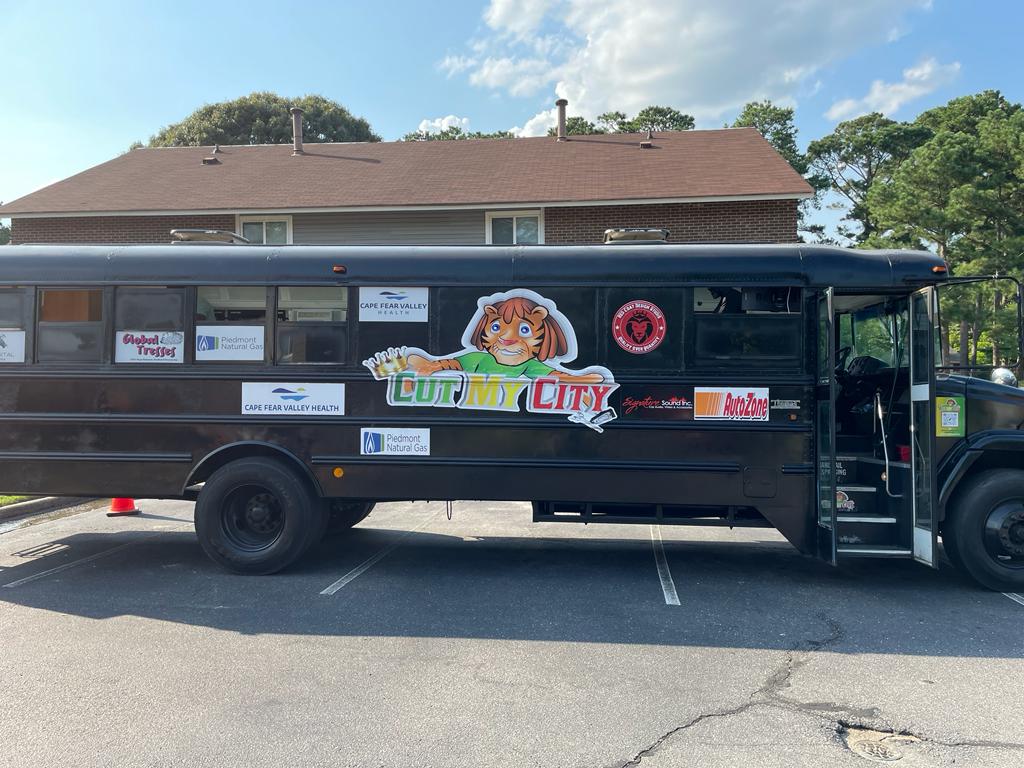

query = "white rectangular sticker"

[
  {"left": 242, "top": 383, "right": 346, "bottom": 416},
  {"left": 196, "top": 325, "right": 265, "bottom": 361},
  {"left": 694, "top": 387, "right": 769, "bottom": 421},
  {"left": 0, "top": 330, "right": 26, "bottom": 363},
  {"left": 359, "top": 287, "right": 429, "bottom": 322},
  {"left": 115, "top": 330, "right": 184, "bottom": 363},
  {"left": 360, "top": 427, "right": 431, "bottom": 456}
]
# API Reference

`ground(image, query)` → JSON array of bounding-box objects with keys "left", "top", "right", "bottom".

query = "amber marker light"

[
  {"left": 333, "top": 467, "right": 345, "bottom": 478},
  {"left": 932, "top": 264, "right": 948, "bottom": 274},
  {"left": 332, "top": 265, "right": 347, "bottom": 274}
]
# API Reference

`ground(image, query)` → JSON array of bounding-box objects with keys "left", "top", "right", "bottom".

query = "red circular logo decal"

[{"left": 612, "top": 300, "right": 666, "bottom": 354}]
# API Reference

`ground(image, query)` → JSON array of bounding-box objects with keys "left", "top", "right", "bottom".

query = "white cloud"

[
  {"left": 509, "top": 107, "right": 558, "bottom": 137},
  {"left": 416, "top": 115, "right": 472, "bottom": 133},
  {"left": 825, "top": 57, "right": 960, "bottom": 121},
  {"left": 438, "top": 55, "right": 477, "bottom": 78},
  {"left": 484, "top": 0, "right": 556, "bottom": 38},
  {"left": 450, "top": 0, "right": 934, "bottom": 136}
]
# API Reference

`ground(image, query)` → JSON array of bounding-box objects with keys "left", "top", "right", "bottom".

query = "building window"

[
  {"left": 486, "top": 211, "right": 543, "bottom": 244},
  {"left": 238, "top": 215, "right": 292, "bottom": 245}
]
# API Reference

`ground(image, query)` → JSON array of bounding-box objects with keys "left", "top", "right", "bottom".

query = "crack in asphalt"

[{"left": 611, "top": 613, "right": 1023, "bottom": 768}]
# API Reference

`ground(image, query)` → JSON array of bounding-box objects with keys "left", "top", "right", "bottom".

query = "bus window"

[
  {"left": 604, "top": 287, "right": 681, "bottom": 371},
  {"left": 276, "top": 287, "right": 348, "bottom": 364},
  {"left": 0, "top": 288, "right": 32, "bottom": 364},
  {"left": 691, "top": 286, "right": 801, "bottom": 368},
  {"left": 114, "top": 288, "right": 186, "bottom": 364},
  {"left": 195, "top": 287, "right": 268, "bottom": 363},
  {"left": 36, "top": 288, "right": 105, "bottom": 363}
]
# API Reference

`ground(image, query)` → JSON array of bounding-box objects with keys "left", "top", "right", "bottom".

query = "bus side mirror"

[{"left": 936, "top": 277, "right": 1023, "bottom": 371}]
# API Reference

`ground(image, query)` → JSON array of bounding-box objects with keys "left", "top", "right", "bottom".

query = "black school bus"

[{"left": 1, "top": 242, "right": 1022, "bottom": 590}]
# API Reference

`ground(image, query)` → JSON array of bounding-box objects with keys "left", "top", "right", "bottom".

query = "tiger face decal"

[{"left": 363, "top": 289, "right": 619, "bottom": 432}]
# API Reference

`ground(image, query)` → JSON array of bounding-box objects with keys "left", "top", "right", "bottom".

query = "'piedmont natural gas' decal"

[{"left": 363, "top": 289, "right": 619, "bottom": 432}]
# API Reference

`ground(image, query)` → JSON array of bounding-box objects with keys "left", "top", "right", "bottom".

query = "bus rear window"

[{"left": 37, "top": 288, "right": 105, "bottom": 363}]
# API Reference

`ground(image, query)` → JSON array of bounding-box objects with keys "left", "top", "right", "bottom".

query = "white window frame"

[
  {"left": 485, "top": 210, "right": 544, "bottom": 245},
  {"left": 237, "top": 214, "right": 293, "bottom": 245}
]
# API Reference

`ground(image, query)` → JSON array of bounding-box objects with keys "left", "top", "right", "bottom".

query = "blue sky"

[{"left": 2, "top": 0, "right": 1022, "bottom": 233}]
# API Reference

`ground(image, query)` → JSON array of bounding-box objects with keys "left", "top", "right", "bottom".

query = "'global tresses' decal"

[{"left": 363, "top": 289, "right": 618, "bottom": 432}]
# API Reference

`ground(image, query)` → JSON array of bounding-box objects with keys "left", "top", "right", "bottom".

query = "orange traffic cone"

[{"left": 107, "top": 497, "right": 140, "bottom": 517}]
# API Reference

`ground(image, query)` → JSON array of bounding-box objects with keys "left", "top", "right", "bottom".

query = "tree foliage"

[
  {"left": 806, "top": 113, "right": 930, "bottom": 243},
  {"left": 148, "top": 92, "right": 379, "bottom": 147},
  {"left": 732, "top": 101, "right": 806, "bottom": 173},
  {"left": 402, "top": 126, "right": 516, "bottom": 141},
  {"left": 0, "top": 220, "right": 10, "bottom": 246}
]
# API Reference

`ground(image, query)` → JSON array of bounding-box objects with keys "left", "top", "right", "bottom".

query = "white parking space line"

[
  {"left": 320, "top": 516, "right": 436, "bottom": 596},
  {"left": 3, "top": 542, "right": 137, "bottom": 588},
  {"left": 650, "top": 525, "right": 680, "bottom": 606},
  {"left": 1004, "top": 592, "right": 1024, "bottom": 607}
]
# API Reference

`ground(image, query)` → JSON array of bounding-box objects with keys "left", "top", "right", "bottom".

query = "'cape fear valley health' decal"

[{"left": 363, "top": 289, "right": 618, "bottom": 432}]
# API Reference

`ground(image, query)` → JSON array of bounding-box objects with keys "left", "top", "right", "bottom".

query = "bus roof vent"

[
  {"left": 603, "top": 228, "right": 669, "bottom": 244},
  {"left": 170, "top": 229, "right": 250, "bottom": 245}
]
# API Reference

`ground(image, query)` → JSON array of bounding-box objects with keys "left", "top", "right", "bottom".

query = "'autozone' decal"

[{"left": 694, "top": 387, "right": 769, "bottom": 421}]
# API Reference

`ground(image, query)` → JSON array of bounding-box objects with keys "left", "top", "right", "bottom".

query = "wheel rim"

[
  {"left": 221, "top": 484, "right": 285, "bottom": 552},
  {"left": 982, "top": 499, "right": 1024, "bottom": 570}
]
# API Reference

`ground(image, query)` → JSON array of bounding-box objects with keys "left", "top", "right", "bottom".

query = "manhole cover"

[
  {"left": 842, "top": 725, "right": 919, "bottom": 763},
  {"left": 850, "top": 739, "right": 903, "bottom": 762}
]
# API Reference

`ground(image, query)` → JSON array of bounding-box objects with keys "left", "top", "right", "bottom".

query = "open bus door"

[
  {"left": 909, "top": 287, "right": 938, "bottom": 566},
  {"left": 816, "top": 288, "right": 838, "bottom": 564}
]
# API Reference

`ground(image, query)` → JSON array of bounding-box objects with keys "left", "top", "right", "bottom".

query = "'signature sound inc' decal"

[
  {"left": 694, "top": 387, "right": 770, "bottom": 421},
  {"left": 363, "top": 289, "right": 619, "bottom": 432}
]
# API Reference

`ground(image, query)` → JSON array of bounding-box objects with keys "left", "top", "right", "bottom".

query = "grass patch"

[{"left": 0, "top": 495, "right": 30, "bottom": 506}]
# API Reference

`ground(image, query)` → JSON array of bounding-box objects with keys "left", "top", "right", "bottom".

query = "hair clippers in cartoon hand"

[
  {"left": 363, "top": 346, "right": 410, "bottom": 380},
  {"left": 567, "top": 407, "right": 617, "bottom": 433}
]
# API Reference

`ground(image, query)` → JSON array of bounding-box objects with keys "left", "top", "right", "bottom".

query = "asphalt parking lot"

[{"left": 1, "top": 500, "right": 1022, "bottom": 768}]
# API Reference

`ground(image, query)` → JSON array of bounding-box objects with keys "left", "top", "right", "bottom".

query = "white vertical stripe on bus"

[{"left": 650, "top": 525, "right": 680, "bottom": 606}]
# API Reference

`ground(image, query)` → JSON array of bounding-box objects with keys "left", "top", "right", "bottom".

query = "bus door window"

[
  {"left": 276, "top": 287, "right": 348, "bottom": 364},
  {"left": 194, "top": 286, "right": 268, "bottom": 363},
  {"left": 691, "top": 287, "right": 801, "bottom": 368},
  {"left": 36, "top": 288, "right": 105, "bottom": 363},
  {"left": 0, "top": 287, "right": 32, "bottom": 364},
  {"left": 114, "top": 288, "right": 185, "bottom": 364}
]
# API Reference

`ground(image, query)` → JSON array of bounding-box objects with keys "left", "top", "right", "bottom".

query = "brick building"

[{"left": 1, "top": 111, "right": 812, "bottom": 246}]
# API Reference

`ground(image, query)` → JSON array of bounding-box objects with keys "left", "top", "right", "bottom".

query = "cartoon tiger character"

[{"left": 365, "top": 290, "right": 607, "bottom": 385}]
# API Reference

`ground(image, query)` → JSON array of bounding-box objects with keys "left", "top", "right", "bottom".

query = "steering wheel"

[{"left": 835, "top": 345, "right": 852, "bottom": 374}]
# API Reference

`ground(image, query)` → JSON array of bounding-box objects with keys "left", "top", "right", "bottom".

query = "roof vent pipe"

[
  {"left": 290, "top": 107, "right": 304, "bottom": 155},
  {"left": 555, "top": 98, "right": 568, "bottom": 141}
]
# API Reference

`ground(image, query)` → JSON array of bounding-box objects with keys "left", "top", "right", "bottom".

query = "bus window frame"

[
  {"left": 35, "top": 286, "right": 111, "bottom": 367},
  {"left": 112, "top": 286, "right": 189, "bottom": 367},
  {"left": 192, "top": 285, "right": 274, "bottom": 366},
  {"left": 0, "top": 286, "right": 36, "bottom": 367},
  {"left": 274, "top": 285, "right": 350, "bottom": 366}
]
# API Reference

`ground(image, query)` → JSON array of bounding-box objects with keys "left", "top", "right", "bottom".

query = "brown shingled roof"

[{"left": 0, "top": 128, "right": 813, "bottom": 216}]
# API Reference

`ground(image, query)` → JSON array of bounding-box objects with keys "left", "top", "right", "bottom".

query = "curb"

[{"left": 0, "top": 496, "right": 100, "bottom": 523}]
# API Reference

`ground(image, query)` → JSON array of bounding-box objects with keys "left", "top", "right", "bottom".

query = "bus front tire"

[
  {"left": 944, "top": 469, "right": 1024, "bottom": 591},
  {"left": 195, "top": 457, "right": 323, "bottom": 575}
]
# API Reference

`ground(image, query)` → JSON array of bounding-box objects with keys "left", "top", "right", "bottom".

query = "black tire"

[
  {"left": 324, "top": 500, "right": 375, "bottom": 536},
  {"left": 195, "top": 457, "right": 322, "bottom": 574},
  {"left": 944, "top": 469, "right": 1024, "bottom": 591}
]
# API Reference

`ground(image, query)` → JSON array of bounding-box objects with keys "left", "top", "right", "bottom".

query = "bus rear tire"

[
  {"left": 195, "top": 457, "right": 322, "bottom": 575},
  {"left": 325, "top": 500, "right": 375, "bottom": 536},
  {"left": 944, "top": 469, "right": 1024, "bottom": 591}
]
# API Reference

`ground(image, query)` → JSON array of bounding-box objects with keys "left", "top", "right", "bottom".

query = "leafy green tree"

[
  {"left": 148, "top": 92, "right": 379, "bottom": 146},
  {"left": 403, "top": 126, "right": 515, "bottom": 141},
  {"left": 0, "top": 220, "right": 10, "bottom": 245},
  {"left": 806, "top": 113, "right": 930, "bottom": 243},
  {"left": 596, "top": 111, "right": 627, "bottom": 132},
  {"left": 731, "top": 101, "right": 806, "bottom": 173},
  {"left": 546, "top": 116, "right": 600, "bottom": 137},
  {"left": 625, "top": 106, "right": 695, "bottom": 132}
]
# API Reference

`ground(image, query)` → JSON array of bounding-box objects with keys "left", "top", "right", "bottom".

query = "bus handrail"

[{"left": 875, "top": 391, "right": 903, "bottom": 499}]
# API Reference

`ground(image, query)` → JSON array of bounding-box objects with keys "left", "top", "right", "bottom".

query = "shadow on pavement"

[{"left": 1, "top": 524, "right": 1020, "bottom": 659}]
